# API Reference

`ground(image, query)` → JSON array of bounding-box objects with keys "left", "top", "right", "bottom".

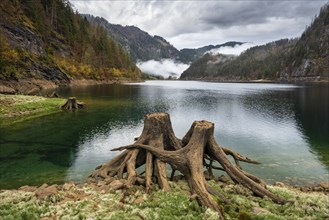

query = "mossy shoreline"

[
  {"left": 0, "top": 180, "right": 328, "bottom": 220},
  {"left": 0, "top": 94, "right": 66, "bottom": 126}
]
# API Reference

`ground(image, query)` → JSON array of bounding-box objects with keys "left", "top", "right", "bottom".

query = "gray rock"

[
  {"left": 63, "top": 182, "right": 75, "bottom": 191},
  {"left": 19, "top": 185, "right": 37, "bottom": 192},
  {"left": 35, "top": 184, "right": 58, "bottom": 199},
  {"left": 217, "top": 175, "right": 230, "bottom": 183},
  {"left": 109, "top": 180, "right": 124, "bottom": 190},
  {"left": 252, "top": 207, "right": 270, "bottom": 215},
  {"left": 275, "top": 182, "right": 285, "bottom": 187},
  {"left": 319, "top": 182, "right": 329, "bottom": 189}
]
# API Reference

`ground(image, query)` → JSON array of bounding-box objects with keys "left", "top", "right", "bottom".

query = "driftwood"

[
  {"left": 46, "top": 91, "right": 60, "bottom": 98},
  {"left": 61, "top": 97, "right": 84, "bottom": 110},
  {"left": 90, "top": 112, "right": 285, "bottom": 219}
]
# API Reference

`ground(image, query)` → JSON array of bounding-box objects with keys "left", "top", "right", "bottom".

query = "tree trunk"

[
  {"left": 90, "top": 113, "right": 286, "bottom": 219},
  {"left": 61, "top": 97, "right": 84, "bottom": 110}
]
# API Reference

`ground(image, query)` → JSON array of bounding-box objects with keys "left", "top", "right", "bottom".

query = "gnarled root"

[
  {"left": 91, "top": 113, "right": 286, "bottom": 219},
  {"left": 61, "top": 97, "right": 84, "bottom": 110}
]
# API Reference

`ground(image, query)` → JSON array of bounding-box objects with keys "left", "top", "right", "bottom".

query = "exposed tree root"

[
  {"left": 61, "top": 97, "right": 84, "bottom": 110},
  {"left": 90, "top": 112, "right": 286, "bottom": 219}
]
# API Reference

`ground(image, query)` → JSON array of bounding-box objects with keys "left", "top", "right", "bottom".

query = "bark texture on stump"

[
  {"left": 61, "top": 97, "right": 84, "bottom": 110},
  {"left": 91, "top": 113, "right": 286, "bottom": 219}
]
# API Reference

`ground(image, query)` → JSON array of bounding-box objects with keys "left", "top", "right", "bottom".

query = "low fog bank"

[
  {"left": 137, "top": 59, "right": 190, "bottom": 78},
  {"left": 208, "top": 42, "right": 255, "bottom": 56}
]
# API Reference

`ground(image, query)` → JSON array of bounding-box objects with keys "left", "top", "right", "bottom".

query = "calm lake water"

[{"left": 0, "top": 81, "right": 328, "bottom": 189}]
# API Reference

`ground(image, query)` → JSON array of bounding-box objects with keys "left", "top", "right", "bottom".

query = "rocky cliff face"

[
  {"left": 0, "top": 1, "right": 71, "bottom": 84},
  {"left": 0, "top": 19, "right": 70, "bottom": 84},
  {"left": 0, "top": 1, "right": 141, "bottom": 94}
]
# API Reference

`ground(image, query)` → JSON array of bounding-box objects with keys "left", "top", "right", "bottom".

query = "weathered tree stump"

[
  {"left": 61, "top": 97, "right": 84, "bottom": 110},
  {"left": 90, "top": 113, "right": 286, "bottom": 219}
]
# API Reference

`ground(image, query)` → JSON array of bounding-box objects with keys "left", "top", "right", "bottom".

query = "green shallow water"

[{"left": 0, "top": 81, "right": 328, "bottom": 188}]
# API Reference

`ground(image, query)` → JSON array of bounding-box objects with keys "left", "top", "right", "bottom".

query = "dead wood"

[
  {"left": 90, "top": 112, "right": 286, "bottom": 219},
  {"left": 61, "top": 97, "right": 84, "bottom": 110},
  {"left": 45, "top": 91, "right": 59, "bottom": 98}
]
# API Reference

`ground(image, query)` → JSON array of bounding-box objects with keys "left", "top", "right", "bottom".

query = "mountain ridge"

[
  {"left": 180, "top": 4, "right": 329, "bottom": 82},
  {"left": 83, "top": 14, "right": 187, "bottom": 63},
  {"left": 180, "top": 41, "right": 244, "bottom": 63},
  {"left": 83, "top": 14, "right": 244, "bottom": 64}
]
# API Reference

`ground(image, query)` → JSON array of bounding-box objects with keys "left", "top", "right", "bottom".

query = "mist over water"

[
  {"left": 0, "top": 81, "right": 328, "bottom": 188},
  {"left": 208, "top": 43, "right": 255, "bottom": 55},
  {"left": 136, "top": 59, "right": 190, "bottom": 78}
]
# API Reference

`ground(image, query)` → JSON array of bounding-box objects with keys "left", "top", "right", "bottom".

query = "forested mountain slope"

[
  {"left": 180, "top": 41, "right": 243, "bottom": 63},
  {"left": 181, "top": 39, "right": 296, "bottom": 80},
  {"left": 0, "top": 0, "right": 141, "bottom": 93},
  {"left": 181, "top": 4, "right": 329, "bottom": 82},
  {"left": 84, "top": 15, "right": 187, "bottom": 63},
  {"left": 279, "top": 4, "right": 329, "bottom": 81},
  {"left": 84, "top": 15, "right": 244, "bottom": 64}
]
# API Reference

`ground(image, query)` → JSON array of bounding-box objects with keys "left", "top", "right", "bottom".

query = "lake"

[{"left": 0, "top": 81, "right": 328, "bottom": 189}]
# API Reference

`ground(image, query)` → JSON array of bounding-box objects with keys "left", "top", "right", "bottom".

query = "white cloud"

[
  {"left": 208, "top": 43, "right": 255, "bottom": 56},
  {"left": 137, "top": 59, "right": 190, "bottom": 78}
]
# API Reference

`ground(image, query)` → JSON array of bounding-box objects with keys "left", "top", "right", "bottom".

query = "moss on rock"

[{"left": 0, "top": 181, "right": 328, "bottom": 220}]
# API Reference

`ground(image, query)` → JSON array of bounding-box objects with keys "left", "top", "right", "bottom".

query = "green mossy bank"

[
  {"left": 0, "top": 94, "right": 65, "bottom": 126},
  {"left": 0, "top": 181, "right": 328, "bottom": 220}
]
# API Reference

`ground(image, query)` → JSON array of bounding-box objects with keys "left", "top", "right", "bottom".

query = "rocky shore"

[{"left": 1, "top": 178, "right": 328, "bottom": 220}]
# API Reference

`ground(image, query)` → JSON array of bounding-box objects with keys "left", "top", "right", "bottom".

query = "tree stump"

[
  {"left": 61, "top": 97, "right": 84, "bottom": 110},
  {"left": 91, "top": 113, "right": 286, "bottom": 219}
]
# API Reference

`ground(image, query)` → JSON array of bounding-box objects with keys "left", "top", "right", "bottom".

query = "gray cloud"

[
  {"left": 200, "top": 1, "right": 324, "bottom": 27},
  {"left": 71, "top": 0, "right": 328, "bottom": 49}
]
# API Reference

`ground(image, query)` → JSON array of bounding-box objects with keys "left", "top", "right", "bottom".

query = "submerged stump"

[
  {"left": 91, "top": 112, "right": 286, "bottom": 219},
  {"left": 61, "top": 97, "right": 84, "bottom": 110}
]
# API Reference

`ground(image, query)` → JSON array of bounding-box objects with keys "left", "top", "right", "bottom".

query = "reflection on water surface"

[{"left": 0, "top": 81, "right": 328, "bottom": 188}]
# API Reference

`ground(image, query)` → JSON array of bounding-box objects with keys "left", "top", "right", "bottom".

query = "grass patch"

[
  {"left": 0, "top": 182, "right": 328, "bottom": 220},
  {"left": 0, "top": 94, "right": 65, "bottom": 126},
  {"left": 208, "top": 181, "right": 329, "bottom": 220}
]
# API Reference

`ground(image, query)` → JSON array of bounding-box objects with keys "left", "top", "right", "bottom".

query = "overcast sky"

[{"left": 71, "top": 0, "right": 328, "bottom": 49}]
